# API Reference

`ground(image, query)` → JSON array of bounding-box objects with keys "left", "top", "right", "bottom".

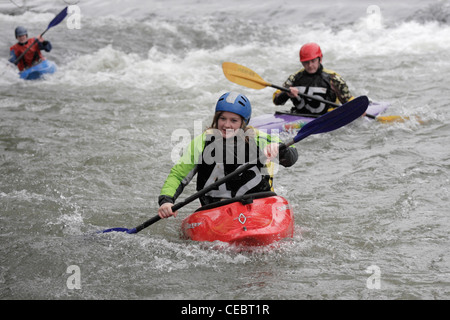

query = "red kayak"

[{"left": 180, "top": 192, "right": 294, "bottom": 246}]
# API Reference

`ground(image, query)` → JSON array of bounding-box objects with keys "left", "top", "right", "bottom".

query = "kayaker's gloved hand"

[
  {"left": 37, "top": 36, "right": 52, "bottom": 52},
  {"left": 287, "top": 86, "right": 299, "bottom": 99},
  {"left": 158, "top": 203, "right": 178, "bottom": 219},
  {"left": 278, "top": 143, "right": 298, "bottom": 168}
]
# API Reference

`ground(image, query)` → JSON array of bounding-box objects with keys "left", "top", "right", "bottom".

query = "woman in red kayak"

[
  {"left": 158, "top": 92, "right": 298, "bottom": 219},
  {"left": 9, "top": 26, "right": 52, "bottom": 71},
  {"left": 273, "top": 42, "right": 354, "bottom": 115}
]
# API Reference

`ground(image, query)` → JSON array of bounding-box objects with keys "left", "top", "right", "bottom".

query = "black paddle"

[
  {"left": 101, "top": 162, "right": 255, "bottom": 234},
  {"left": 100, "top": 95, "right": 369, "bottom": 234}
]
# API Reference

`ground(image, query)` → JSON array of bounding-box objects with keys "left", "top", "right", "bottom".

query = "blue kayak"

[{"left": 19, "top": 60, "right": 56, "bottom": 80}]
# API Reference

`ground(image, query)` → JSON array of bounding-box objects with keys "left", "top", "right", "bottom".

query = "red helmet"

[{"left": 299, "top": 43, "right": 323, "bottom": 62}]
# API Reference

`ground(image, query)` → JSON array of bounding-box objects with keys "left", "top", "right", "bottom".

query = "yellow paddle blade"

[
  {"left": 376, "top": 115, "right": 424, "bottom": 124},
  {"left": 222, "top": 62, "right": 271, "bottom": 90}
]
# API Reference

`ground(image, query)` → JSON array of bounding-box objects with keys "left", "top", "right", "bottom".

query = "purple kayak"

[{"left": 249, "top": 101, "right": 389, "bottom": 134}]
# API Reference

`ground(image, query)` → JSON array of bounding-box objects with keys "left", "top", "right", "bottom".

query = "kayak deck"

[{"left": 181, "top": 192, "right": 294, "bottom": 246}]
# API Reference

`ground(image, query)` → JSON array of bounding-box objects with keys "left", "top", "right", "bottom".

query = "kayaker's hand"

[
  {"left": 37, "top": 35, "right": 45, "bottom": 42},
  {"left": 264, "top": 143, "right": 279, "bottom": 163},
  {"left": 287, "top": 87, "right": 299, "bottom": 98},
  {"left": 158, "top": 203, "right": 177, "bottom": 219}
]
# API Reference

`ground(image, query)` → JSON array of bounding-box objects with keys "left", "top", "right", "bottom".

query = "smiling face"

[{"left": 216, "top": 111, "right": 244, "bottom": 139}]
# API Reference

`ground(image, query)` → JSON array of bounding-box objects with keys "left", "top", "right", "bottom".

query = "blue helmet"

[
  {"left": 215, "top": 92, "right": 252, "bottom": 124},
  {"left": 15, "top": 26, "right": 27, "bottom": 38}
]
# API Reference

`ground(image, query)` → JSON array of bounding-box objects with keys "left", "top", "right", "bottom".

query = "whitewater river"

[{"left": 0, "top": 0, "right": 449, "bottom": 303}]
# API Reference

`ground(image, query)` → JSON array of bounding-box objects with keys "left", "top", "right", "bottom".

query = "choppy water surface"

[{"left": 0, "top": 0, "right": 449, "bottom": 301}]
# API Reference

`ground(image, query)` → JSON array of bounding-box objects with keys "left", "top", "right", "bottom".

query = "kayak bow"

[{"left": 181, "top": 192, "right": 294, "bottom": 246}]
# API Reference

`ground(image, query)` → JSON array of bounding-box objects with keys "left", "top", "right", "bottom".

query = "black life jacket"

[
  {"left": 196, "top": 132, "right": 272, "bottom": 206},
  {"left": 289, "top": 65, "right": 338, "bottom": 115}
]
